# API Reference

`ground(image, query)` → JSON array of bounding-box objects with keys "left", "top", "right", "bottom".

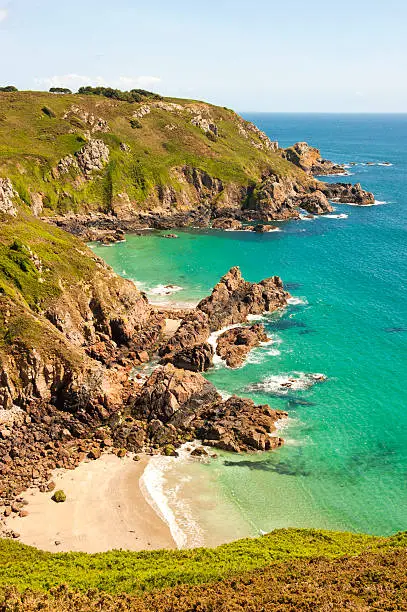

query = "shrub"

[
  {"left": 130, "top": 118, "right": 142, "bottom": 129},
  {"left": 49, "top": 87, "right": 72, "bottom": 94},
  {"left": 78, "top": 86, "right": 161, "bottom": 103},
  {"left": 51, "top": 490, "right": 66, "bottom": 503},
  {"left": 0, "top": 86, "right": 18, "bottom": 92},
  {"left": 41, "top": 106, "right": 56, "bottom": 118}
]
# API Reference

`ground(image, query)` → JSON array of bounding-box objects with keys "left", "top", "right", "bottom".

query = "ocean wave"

[
  {"left": 246, "top": 372, "right": 327, "bottom": 395},
  {"left": 148, "top": 284, "right": 183, "bottom": 296},
  {"left": 323, "top": 214, "right": 348, "bottom": 219},
  {"left": 344, "top": 201, "right": 388, "bottom": 207},
  {"left": 140, "top": 443, "right": 206, "bottom": 549},
  {"left": 287, "top": 296, "right": 308, "bottom": 306}
]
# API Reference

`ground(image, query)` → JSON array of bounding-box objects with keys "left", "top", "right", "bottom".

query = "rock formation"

[
  {"left": 322, "top": 182, "right": 375, "bottom": 205},
  {"left": 0, "top": 179, "right": 17, "bottom": 216},
  {"left": 283, "top": 142, "right": 346, "bottom": 176},
  {"left": 159, "top": 267, "right": 289, "bottom": 371},
  {"left": 216, "top": 324, "right": 269, "bottom": 368}
]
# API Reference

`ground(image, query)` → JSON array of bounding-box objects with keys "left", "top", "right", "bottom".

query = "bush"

[
  {"left": 51, "top": 490, "right": 66, "bottom": 503},
  {"left": 130, "top": 118, "right": 142, "bottom": 129},
  {"left": 78, "top": 86, "right": 161, "bottom": 103},
  {"left": 49, "top": 87, "right": 72, "bottom": 94},
  {"left": 41, "top": 106, "right": 56, "bottom": 118},
  {"left": 0, "top": 86, "right": 18, "bottom": 92}
]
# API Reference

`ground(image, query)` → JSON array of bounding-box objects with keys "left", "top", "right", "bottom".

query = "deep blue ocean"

[{"left": 93, "top": 114, "right": 407, "bottom": 546}]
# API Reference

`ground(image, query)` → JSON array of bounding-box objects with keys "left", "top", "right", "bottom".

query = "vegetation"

[
  {"left": 0, "top": 90, "right": 305, "bottom": 216},
  {"left": 51, "top": 490, "right": 66, "bottom": 503},
  {"left": 77, "top": 86, "right": 161, "bottom": 103},
  {"left": 0, "top": 529, "right": 405, "bottom": 609},
  {"left": 0, "top": 86, "right": 18, "bottom": 92},
  {"left": 49, "top": 88, "right": 72, "bottom": 94}
]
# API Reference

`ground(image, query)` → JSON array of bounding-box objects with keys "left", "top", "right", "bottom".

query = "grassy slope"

[
  {"left": 0, "top": 529, "right": 406, "bottom": 595},
  {"left": 0, "top": 91, "right": 304, "bottom": 214}
]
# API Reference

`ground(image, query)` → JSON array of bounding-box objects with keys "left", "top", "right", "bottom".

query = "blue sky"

[{"left": 0, "top": 0, "right": 406, "bottom": 111}]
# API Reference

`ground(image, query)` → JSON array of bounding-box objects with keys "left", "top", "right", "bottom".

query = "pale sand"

[
  {"left": 164, "top": 317, "right": 181, "bottom": 338},
  {"left": 4, "top": 454, "right": 175, "bottom": 553}
]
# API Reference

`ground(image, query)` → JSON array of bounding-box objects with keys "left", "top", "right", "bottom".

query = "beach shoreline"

[{"left": 4, "top": 454, "right": 175, "bottom": 553}]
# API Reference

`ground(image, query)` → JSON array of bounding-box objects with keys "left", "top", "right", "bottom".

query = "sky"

[{"left": 0, "top": 0, "right": 406, "bottom": 112}]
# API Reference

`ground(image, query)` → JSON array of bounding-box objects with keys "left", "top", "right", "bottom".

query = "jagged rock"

[
  {"left": 253, "top": 224, "right": 278, "bottom": 233},
  {"left": 191, "top": 115, "right": 218, "bottom": 136},
  {"left": 212, "top": 218, "right": 243, "bottom": 230},
  {"left": 246, "top": 175, "right": 300, "bottom": 221},
  {"left": 216, "top": 324, "right": 269, "bottom": 368},
  {"left": 159, "top": 311, "right": 211, "bottom": 365},
  {"left": 283, "top": 142, "right": 346, "bottom": 175},
  {"left": 0, "top": 179, "right": 17, "bottom": 216},
  {"left": 63, "top": 106, "right": 109, "bottom": 133},
  {"left": 198, "top": 266, "right": 289, "bottom": 332},
  {"left": 30, "top": 192, "right": 44, "bottom": 216},
  {"left": 166, "top": 344, "right": 214, "bottom": 372},
  {"left": 132, "top": 364, "right": 219, "bottom": 425},
  {"left": 132, "top": 105, "right": 151, "bottom": 119},
  {"left": 57, "top": 154, "right": 79, "bottom": 175},
  {"left": 194, "top": 396, "right": 287, "bottom": 452},
  {"left": 321, "top": 182, "right": 375, "bottom": 205},
  {"left": 76, "top": 139, "right": 110, "bottom": 175},
  {"left": 300, "top": 190, "right": 333, "bottom": 215},
  {"left": 238, "top": 121, "right": 279, "bottom": 151}
]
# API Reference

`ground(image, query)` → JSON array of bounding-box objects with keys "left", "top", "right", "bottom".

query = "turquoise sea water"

[{"left": 93, "top": 114, "right": 407, "bottom": 544}]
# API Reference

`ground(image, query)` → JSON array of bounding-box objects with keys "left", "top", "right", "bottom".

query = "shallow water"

[{"left": 93, "top": 114, "right": 407, "bottom": 544}]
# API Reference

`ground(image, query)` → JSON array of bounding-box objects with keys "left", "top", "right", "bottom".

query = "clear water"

[{"left": 93, "top": 114, "right": 407, "bottom": 543}]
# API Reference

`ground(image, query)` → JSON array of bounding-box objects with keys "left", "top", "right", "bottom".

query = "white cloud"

[
  {"left": 34, "top": 74, "right": 161, "bottom": 92},
  {"left": 0, "top": 8, "right": 8, "bottom": 22}
]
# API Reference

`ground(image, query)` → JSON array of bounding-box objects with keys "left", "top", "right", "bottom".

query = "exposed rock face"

[
  {"left": 198, "top": 267, "right": 289, "bottom": 332},
  {"left": 300, "top": 190, "right": 334, "bottom": 215},
  {"left": 246, "top": 175, "right": 300, "bottom": 221},
  {"left": 194, "top": 396, "right": 287, "bottom": 452},
  {"left": 321, "top": 182, "right": 375, "bottom": 205},
  {"left": 0, "top": 179, "right": 17, "bottom": 216},
  {"left": 216, "top": 324, "right": 269, "bottom": 368},
  {"left": 132, "top": 105, "right": 151, "bottom": 119},
  {"left": 76, "top": 139, "right": 110, "bottom": 175},
  {"left": 30, "top": 192, "right": 44, "bottom": 216},
  {"left": 283, "top": 142, "right": 346, "bottom": 176},
  {"left": 212, "top": 218, "right": 243, "bottom": 230},
  {"left": 159, "top": 268, "right": 288, "bottom": 371},
  {"left": 63, "top": 106, "right": 109, "bottom": 133},
  {"left": 132, "top": 364, "right": 219, "bottom": 424},
  {"left": 132, "top": 366, "right": 287, "bottom": 453},
  {"left": 191, "top": 114, "right": 218, "bottom": 136},
  {"left": 238, "top": 121, "right": 279, "bottom": 152},
  {"left": 57, "top": 154, "right": 79, "bottom": 175}
]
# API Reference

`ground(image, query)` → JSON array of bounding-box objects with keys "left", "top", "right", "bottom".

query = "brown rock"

[
  {"left": 212, "top": 218, "right": 243, "bottom": 230},
  {"left": 216, "top": 324, "right": 269, "bottom": 368},
  {"left": 19, "top": 510, "right": 29, "bottom": 518},
  {"left": 253, "top": 224, "right": 278, "bottom": 233},
  {"left": 321, "top": 182, "right": 375, "bottom": 206},
  {"left": 88, "top": 447, "right": 101, "bottom": 460},
  {"left": 300, "top": 190, "right": 333, "bottom": 215}
]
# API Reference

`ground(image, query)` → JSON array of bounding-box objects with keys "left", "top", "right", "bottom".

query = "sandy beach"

[{"left": 4, "top": 454, "right": 175, "bottom": 553}]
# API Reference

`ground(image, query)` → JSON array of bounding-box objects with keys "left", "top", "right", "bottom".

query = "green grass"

[
  {"left": 0, "top": 91, "right": 306, "bottom": 215},
  {"left": 0, "top": 529, "right": 406, "bottom": 596}
]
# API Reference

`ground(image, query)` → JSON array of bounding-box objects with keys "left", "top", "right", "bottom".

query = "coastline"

[{"left": 4, "top": 454, "right": 175, "bottom": 553}]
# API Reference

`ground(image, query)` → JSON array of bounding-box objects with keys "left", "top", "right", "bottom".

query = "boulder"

[
  {"left": 253, "top": 224, "right": 278, "bottom": 233},
  {"left": 198, "top": 266, "right": 289, "bottom": 332},
  {"left": 212, "top": 218, "right": 243, "bottom": 230},
  {"left": 194, "top": 396, "right": 287, "bottom": 452},
  {"left": 216, "top": 324, "right": 269, "bottom": 368},
  {"left": 132, "top": 364, "right": 220, "bottom": 425},
  {"left": 321, "top": 182, "right": 375, "bottom": 205},
  {"left": 283, "top": 142, "right": 346, "bottom": 176},
  {"left": 300, "top": 190, "right": 333, "bottom": 215}
]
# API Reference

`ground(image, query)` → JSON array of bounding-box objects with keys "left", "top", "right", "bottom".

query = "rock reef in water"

[
  {"left": 283, "top": 142, "right": 347, "bottom": 176},
  {"left": 216, "top": 324, "right": 269, "bottom": 368}
]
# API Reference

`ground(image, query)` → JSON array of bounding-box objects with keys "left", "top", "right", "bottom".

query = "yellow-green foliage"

[
  {"left": 0, "top": 529, "right": 406, "bottom": 596},
  {"left": 0, "top": 91, "right": 304, "bottom": 215}
]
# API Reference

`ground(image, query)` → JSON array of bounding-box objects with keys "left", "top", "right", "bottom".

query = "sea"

[{"left": 92, "top": 113, "right": 407, "bottom": 548}]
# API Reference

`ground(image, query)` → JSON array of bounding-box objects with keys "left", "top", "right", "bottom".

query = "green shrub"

[
  {"left": 130, "top": 118, "right": 142, "bottom": 129},
  {"left": 49, "top": 87, "right": 72, "bottom": 94},
  {"left": 41, "top": 106, "right": 56, "bottom": 118},
  {"left": 0, "top": 86, "right": 18, "bottom": 92},
  {"left": 51, "top": 490, "right": 66, "bottom": 503}
]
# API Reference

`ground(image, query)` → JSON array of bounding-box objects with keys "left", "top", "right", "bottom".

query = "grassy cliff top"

[
  {"left": 0, "top": 90, "right": 305, "bottom": 215},
  {"left": 0, "top": 528, "right": 405, "bottom": 594}
]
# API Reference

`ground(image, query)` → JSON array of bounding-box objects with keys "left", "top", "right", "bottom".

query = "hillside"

[{"left": 0, "top": 528, "right": 406, "bottom": 610}]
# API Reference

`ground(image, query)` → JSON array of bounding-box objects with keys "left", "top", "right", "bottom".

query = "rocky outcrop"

[
  {"left": 132, "top": 364, "right": 219, "bottom": 425},
  {"left": 63, "top": 105, "right": 109, "bottom": 133},
  {"left": 132, "top": 365, "right": 287, "bottom": 453},
  {"left": 245, "top": 175, "right": 300, "bottom": 221},
  {"left": 216, "top": 324, "right": 269, "bottom": 368},
  {"left": 198, "top": 267, "right": 289, "bottom": 332},
  {"left": 159, "top": 268, "right": 288, "bottom": 371},
  {"left": 212, "top": 218, "right": 243, "bottom": 230},
  {"left": 76, "top": 139, "right": 110, "bottom": 175},
  {"left": 300, "top": 190, "right": 334, "bottom": 215},
  {"left": 0, "top": 179, "right": 17, "bottom": 216},
  {"left": 194, "top": 396, "right": 286, "bottom": 452},
  {"left": 321, "top": 182, "right": 375, "bottom": 205},
  {"left": 238, "top": 121, "right": 279, "bottom": 152},
  {"left": 283, "top": 142, "right": 346, "bottom": 176},
  {"left": 191, "top": 114, "right": 218, "bottom": 136}
]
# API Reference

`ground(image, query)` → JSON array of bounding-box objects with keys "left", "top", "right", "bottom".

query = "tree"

[
  {"left": 0, "top": 86, "right": 18, "bottom": 92},
  {"left": 49, "top": 87, "right": 72, "bottom": 94}
]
